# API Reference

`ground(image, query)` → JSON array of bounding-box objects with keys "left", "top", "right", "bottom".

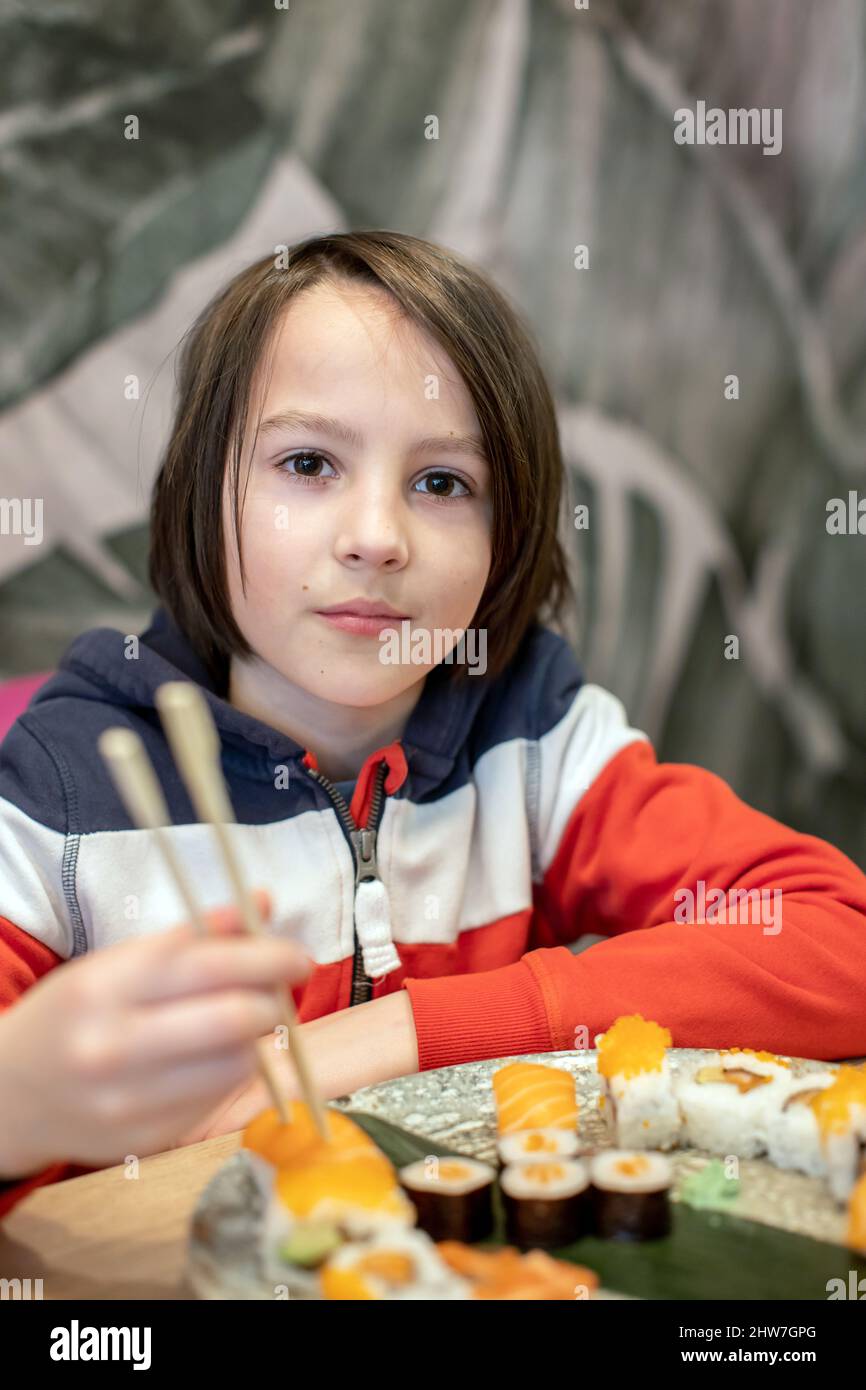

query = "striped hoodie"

[{"left": 2, "top": 604, "right": 866, "bottom": 1216}]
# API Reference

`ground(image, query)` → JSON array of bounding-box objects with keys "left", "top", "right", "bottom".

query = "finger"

[
  {"left": 205, "top": 888, "right": 272, "bottom": 938},
  {"left": 76, "top": 1046, "right": 263, "bottom": 1131},
  {"left": 90, "top": 890, "right": 283, "bottom": 1000},
  {"left": 115, "top": 989, "right": 288, "bottom": 1071},
  {"left": 129, "top": 935, "right": 312, "bottom": 1005}
]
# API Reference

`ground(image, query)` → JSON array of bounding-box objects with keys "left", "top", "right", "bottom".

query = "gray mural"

[{"left": 1, "top": 0, "right": 864, "bottom": 864}]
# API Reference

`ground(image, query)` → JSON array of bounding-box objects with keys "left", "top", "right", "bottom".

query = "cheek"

[
  {"left": 428, "top": 522, "right": 492, "bottom": 608},
  {"left": 229, "top": 498, "right": 315, "bottom": 603}
]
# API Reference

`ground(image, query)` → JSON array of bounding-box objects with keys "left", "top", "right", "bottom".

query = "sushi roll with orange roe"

[
  {"left": 492, "top": 1061, "right": 579, "bottom": 1135},
  {"left": 595, "top": 1014, "right": 681, "bottom": 1151},
  {"left": 809, "top": 1066, "right": 866, "bottom": 1205},
  {"left": 676, "top": 1048, "right": 792, "bottom": 1158},
  {"left": 500, "top": 1158, "right": 592, "bottom": 1249},
  {"left": 398, "top": 1157, "right": 495, "bottom": 1242},
  {"left": 589, "top": 1150, "right": 673, "bottom": 1241},
  {"left": 765, "top": 1070, "right": 838, "bottom": 1177}
]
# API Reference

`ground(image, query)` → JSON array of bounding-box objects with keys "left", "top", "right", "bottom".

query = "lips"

[
  {"left": 314, "top": 599, "right": 410, "bottom": 639},
  {"left": 316, "top": 598, "right": 409, "bottom": 619},
  {"left": 315, "top": 612, "right": 408, "bottom": 638}
]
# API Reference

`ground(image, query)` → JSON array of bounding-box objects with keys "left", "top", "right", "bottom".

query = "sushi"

[
  {"left": 437, "top": 1241, "right": 600, "bottom": 1300},
  {"left": 244, "top": 1100, "right": 368, "bottom": 1167},
  {"left": 243, "top": 1103, "right": 415, "bottom": 1292},
  {"left": 595, "top": 1014, "right": 681, "bottom": 1150},
  {"left": 319, "top": 1227, "right": 473, "bottom": 1301},
  {"left": 589, "top": 1150, "right": 673, "bottom": 1241},
  {"left": 271, "top": 1143, "right": 413, "bottom": 1231},
  {"left": 497, "top": 1127, "right": 583, "bottom": 1166},
  {"left": 398, "top": 1157, "right": 495, "bottom": 1242},
  {"left": 318, "top": 1226, "right": 603, "bottom": 1302},
  {"left": 764, "top": 1071, "right": 837, "bottom": 1178},
  {"left": 809, "top": 1066, "right": 866, "bottom": 1204},
  {"left": 676, "top": 1048, "right": 792, "bottom": 1158},
  {"left": 492, "top": 1061, "right": 579, "bottom": 1135},
  {"left": 500, "top": 1158, "right": 592, "bottom": 1249}
]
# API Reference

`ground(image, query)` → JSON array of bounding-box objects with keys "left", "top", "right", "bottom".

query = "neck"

[{"left": 227, "top": 656, "right": 424, "bottom": 782}]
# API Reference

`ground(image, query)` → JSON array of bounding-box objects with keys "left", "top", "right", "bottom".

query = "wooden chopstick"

[
  {"left": 98, "top": 725, "right": 292, "bottom": 1127},
  {"left": 153, "top": 681, "right": 331, "bottom": 1141},
  {"left": 98, "top": 728, "right": 209, "bottom": 935}
]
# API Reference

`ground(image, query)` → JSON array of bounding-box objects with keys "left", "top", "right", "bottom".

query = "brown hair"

[{"left": 148, "top": 229, "right": 573, "bottom": 689}]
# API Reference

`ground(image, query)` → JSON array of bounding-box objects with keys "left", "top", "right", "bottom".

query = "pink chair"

[{"left": 0, "top": 673, "right": 53, "bottom": 743}]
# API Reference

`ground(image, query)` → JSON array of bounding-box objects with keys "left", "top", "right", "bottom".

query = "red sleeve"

[
  {"left": 0, "top": 916, "right": 81, "bottom": 1218},
  {"left": 403, "top": 741, "right": 866, "bottom": 1068},
  {"left": 0, "top": 913, "right": 64, "bottom": 1009}
]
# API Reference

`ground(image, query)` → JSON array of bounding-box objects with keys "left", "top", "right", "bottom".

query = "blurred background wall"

[{"left": 1, "top": 0, "right": 864, "bottom": 865}]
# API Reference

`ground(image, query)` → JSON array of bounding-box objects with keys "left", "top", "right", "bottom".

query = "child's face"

[{"left": 222, "top": 279, "right": 493, "bottom": 709}]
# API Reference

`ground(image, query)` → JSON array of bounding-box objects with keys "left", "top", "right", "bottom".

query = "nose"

[{"left": 333, "top": 480, "right": 409, "bottom": 571}]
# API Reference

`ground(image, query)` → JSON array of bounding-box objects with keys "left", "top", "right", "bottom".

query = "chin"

[{"left": 292, "top": 666, "right": 425, "bottom": 710}]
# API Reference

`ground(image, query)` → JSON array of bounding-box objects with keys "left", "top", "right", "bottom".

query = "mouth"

[{"left": 314, "top": 599, "right": 410, "bottom": 639}]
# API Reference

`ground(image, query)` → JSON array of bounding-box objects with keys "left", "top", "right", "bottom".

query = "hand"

[{"left": 0, "top": 890, "right": 312, "bottom": 1178}]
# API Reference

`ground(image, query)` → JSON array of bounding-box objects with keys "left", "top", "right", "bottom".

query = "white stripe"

[
  {"left": 0, "top": 795, "right": 73, "bottom": 957},
  {"left": 378, "top": 743, "right": 531, "bottom": 944},
  {"left": 74, "top": 807, "right": 355, "bottom": 964},
  {"left": 536, "top": 684, "right": 648, "bottom": 873}
]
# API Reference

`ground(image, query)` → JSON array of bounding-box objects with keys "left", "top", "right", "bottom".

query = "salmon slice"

[
  {"left": 437, "top": 1241, "right": 598, "bottom": 1299},
  {"left": 492, "top": 1062, "right": 579, "bottom": 1134}
]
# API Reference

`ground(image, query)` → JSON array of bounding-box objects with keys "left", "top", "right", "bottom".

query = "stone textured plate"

[{"left": 186, "top": 1049, "right": 860, "bottom": 1299}]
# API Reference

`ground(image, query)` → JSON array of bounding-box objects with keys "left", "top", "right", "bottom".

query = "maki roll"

[
  {"left": 320, "top": 1227, "right": 473, "bottom": 1301},
  {"left": 398, "top": 1157, "right": 495, "bottom": 1242},
  {"left": 765, "top": 1071, "right": 837, "bottom": 1178},
  {"left": 589, "top": 1150, "right": 673, "bottom": 1241},
  {"left": 492, "top": 1061, "right": 579, "bottom": 1135},
  {"left": 497, "top": 1127, "right": 583, "bottom": 1166},
  {"left": 500, "top": 1158, "right": 591, "bottom": 1249},
  {"left": 676, "top": 1048, "right": 792, "bottom": 1158},
  {"left": 595, "top": 1014, "right": 681, "bottom": 1151},
  {"left": 809, "top": 1066, "right": 866, "bottom": 1205}
]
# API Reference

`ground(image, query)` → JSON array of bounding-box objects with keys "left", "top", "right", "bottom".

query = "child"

[{"left": 2, "top": 229, "right": 865, "bottom": 1218}]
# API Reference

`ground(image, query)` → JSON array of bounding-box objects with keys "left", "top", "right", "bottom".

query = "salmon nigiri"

[
  {"left": 244, "top": 1101, "right": 413, "bottom": 1224},
  {"left": 492, "top": 1061, "right": 579, "bottom": 1135},
  {"left": 243, "top": 1101, "right": 379, "bottom": 1168}
]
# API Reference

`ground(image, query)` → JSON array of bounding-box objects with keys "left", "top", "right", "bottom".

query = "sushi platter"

[{"left": 186, "top": 1018, "right": 866, "bottom": 1301}]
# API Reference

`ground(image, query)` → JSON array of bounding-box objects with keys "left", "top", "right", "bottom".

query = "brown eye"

[
  {"left": 416, "top": 471, "right": 470, "bottom": 500},
  {"left": 278, "top": 450, "right": 336, "bottom": 480}
]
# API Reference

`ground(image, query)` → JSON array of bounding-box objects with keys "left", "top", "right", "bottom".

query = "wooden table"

[{"left": 0, "top": 1132, "right": 244, "bottom": 1300}]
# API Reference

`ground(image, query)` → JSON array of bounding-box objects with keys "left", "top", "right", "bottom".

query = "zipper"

[{"left": 305, "top": 759, "right": 388, "bottom": 1007}]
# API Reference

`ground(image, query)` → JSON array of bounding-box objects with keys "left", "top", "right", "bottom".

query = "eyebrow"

[{"left": 256, "top": 409, "right": 488, "bottom": 462}]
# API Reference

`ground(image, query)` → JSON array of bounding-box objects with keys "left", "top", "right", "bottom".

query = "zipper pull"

[
  {"left": 350, "top": 828, "right": 378, "bottom": 885},
  {"left": 350, "top": 828, "right": 401, "bottom": 978}
]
